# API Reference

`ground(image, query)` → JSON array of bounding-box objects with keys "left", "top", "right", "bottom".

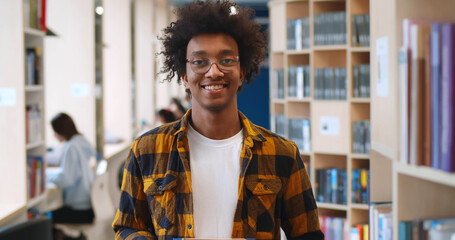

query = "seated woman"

[{"left": 48, "top": 113, "right": 95, "bottom": 225}]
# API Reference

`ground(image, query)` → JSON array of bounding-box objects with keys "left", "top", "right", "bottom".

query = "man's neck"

[{"left": 190, "top": 105, "right": 242, "bottom": 140}]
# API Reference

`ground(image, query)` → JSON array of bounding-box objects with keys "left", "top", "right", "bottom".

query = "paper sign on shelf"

[
  {"left": 71, "top": 83, "right": 90, "bottom": 98},
  {"left": 0, "top": 88, "right": 17, "bottom": 106},
  {"left": 376, "top": 37, "right": 389, "bottom": 97},
  {"left": 320, "top": 117, "right": 340, "bottom": 136}
]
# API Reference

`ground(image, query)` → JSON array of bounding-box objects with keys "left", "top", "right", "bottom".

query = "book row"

[
  {"left": 352, "top": 120, "right": 371, "bottom": 154},
  {"left": 272, "top": 69, "right": 285, "bottom": 99},
  {"left": 23, "top": 0, "right": 47, "bottom": 31},
  {"left": 314, "top": 11, "right": 347, "bottom": 46},
  {"left": 26, "top": 156, "right": 45, "bottom": 199},
  {"left": 25, "top": 48, "right": 42, "bottom": 86},
  {"left": 319, "top": 216, "right": 350, "bottom": 240},
  {"left": 288, "top": 118, "right": 311, "bottom": 152},
  {"left": 288, "top": 65, "right": 311, "bottom": 98},
  {"left": 353, "top": 64, "right": 371, "bottom": 98},
  {"left": 315, "top": 168, "right": 347, "bottom": 205},
  {"left": 400, "top": 20, "right": 455, "bottom": 172},
  {"left": 26, "top": 104, "right": 43, "bottom": 145},
  {"left": 351, "top": 14, "right": 370, "bottom": 47},
  {"left": 352, "top": 168, "right": 370, "bottom": 204},
  {"left": 287, "top": 18, "right": 310, "bottom": 50},
  {"left": 399, "top": 218, "right": 455, "bottom": 240},
  {"left": 274, "top": 115, "right": 311, "bottom": 152},
  {"left": 314, "top": 67, "right": 347, "bottom": 100},
  {"left": 369, "top": 203, "right": 392, "bottom": 240}
]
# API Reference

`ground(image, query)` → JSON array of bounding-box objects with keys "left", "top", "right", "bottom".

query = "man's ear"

[
  {"left": 239, "top": 69, "right": 246, "bottom": 87},
  {"left": 182, "top": 75, "right": 189, "bottom": 89}
]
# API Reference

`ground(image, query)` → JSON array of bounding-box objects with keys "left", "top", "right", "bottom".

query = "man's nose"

[{"left": 205, "top": 62, "right": 224, "bottom": 78}]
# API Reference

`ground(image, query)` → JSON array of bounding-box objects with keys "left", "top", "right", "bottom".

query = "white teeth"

[{"left": 204, "top": 85, "right": 224, "bottom": 90}]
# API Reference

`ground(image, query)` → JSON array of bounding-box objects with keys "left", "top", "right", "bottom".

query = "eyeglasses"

[{"left": 185, "top": 55, "right": 239, "bottom": 74}]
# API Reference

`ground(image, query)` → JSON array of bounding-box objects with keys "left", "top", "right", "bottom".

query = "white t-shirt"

[{"left": 187, "top": 124, "right": 243, "bottom": 238}]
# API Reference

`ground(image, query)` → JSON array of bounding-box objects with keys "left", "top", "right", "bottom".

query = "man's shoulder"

[
  {"left": 133, "top": 120, "right": 181, "bottom": 152},
  {"left": 250, "top": 123, "right": 298, "bottom": 152}
]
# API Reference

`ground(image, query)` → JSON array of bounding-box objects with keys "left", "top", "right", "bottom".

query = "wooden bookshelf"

[
  {"left": 268, "top": 0, "right": 371, "bottom": 238},
  {"left": 369, "top": 0, "right": 455, "bottom": 239}
]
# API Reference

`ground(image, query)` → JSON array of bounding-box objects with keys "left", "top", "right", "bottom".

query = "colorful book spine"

[{"left": 441, "top": 23, "right": 455, "bottom": 172}]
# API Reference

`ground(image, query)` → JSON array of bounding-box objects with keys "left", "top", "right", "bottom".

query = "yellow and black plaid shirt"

[{"left": 113, "top": 109, "right": 323, "bottom": 240}]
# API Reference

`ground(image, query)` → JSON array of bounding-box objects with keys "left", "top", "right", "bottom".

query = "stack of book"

[
  {"left": 369, "top": 203, "right": 392, "bottom": 240},
  {"left": 23, "top": 0, "right": 47, "bottom": 31},
  {"left": 315, "top": 168, "right": 347, "bottom": 205},
  {"left": 353, "top": 64, "right": 370, "bottom": 98},
  {"left": 314, "top": 67, "right": 347, "bottom": 100},
  {"left": 352, "top": 120, "right": 371, "bottom": 154},
  {"left": 274, "top": 114, "right": 286, "bottom": 138},
  {"left": 351, "top": 224, "right": 369, "bottom": 240},
  {"left": 399, "top": 218, "right": 455, "bottom": 240},
  {"left": 272, "top": 69, "right": 284, "bottom": 99},
  {"left": 25, "top": 48, "right": 41, "bottom": 86},
  {"left": 287, "top": 17, "right": 310, "bottom": 50},
  {"left": 352, "top": 168, "right": 369, "bottom": 204},
  {"left": 319, "top": 216, "right": 349, "bottom": 240},
  {"left": 287, "top": 65, "right": 310, "bottom": 98},
  {"left": 26, "top": 104, "right": 42, "bottom": 145},
  {"left": 287, "top": 118, "right": 311, "bottom": 152},
  {"left": 26, "top": 156, "right": 44, "bottom": 199},
  {"left": 399, "top": 20, "right": 455, "bottom": 172},
  {"left": 351, "top": 14, "right": 370, "bottom": 47},
  {"left": 314, "top": 11, "right": 347, "bottom": 45}
]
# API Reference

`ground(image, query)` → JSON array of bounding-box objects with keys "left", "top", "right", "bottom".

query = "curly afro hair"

[{"left": 159, "top": 0, "right": 267, "bottom": 90}]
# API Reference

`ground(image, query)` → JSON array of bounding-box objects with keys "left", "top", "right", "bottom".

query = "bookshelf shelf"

[
  {"left": 26, "top": 140, "right": 45, "bottom": 150},
  {"left": 271, "top": 99, "right": 286, "bottom": 104},
  {"left": 269, "top": 0, "right": 370, "bottom": 238},
  {"left": 25, "top": 85, "right": 44, "bottom": 92},
  {"left": 394, "top": 161, "right": 455, "bottom": 188},
  {"left": 313, "top": 45, "right": 348, "bottom": 51},
  {"left": 317, "top": 202, "right": 348, "bottom": 211},
  {"left": 24, "top": 27, "right": 45, "bottom": 37},
  {"left": 286, "top": 49, "right": 311, "bottom": 55},
  {"left": 350, "top": 153, "right": 369, "bottom": 159},
  {"left": 349, "top": 47, "right": 370, "bottom": 52},
  {"left": 27, "top": 192, "right": 47, "bottom": 208},
  {"left": 350, "top": 203, "right": 369, "bottom": 210},
  {"left": 350, "top": 98, "right": 370, "bottom": 103},
  {"left": 286, "top": 97, "right": 312, "bottom": 103},
  {"left": 0, "top": 205, "right": 26, "bottom": 226},
  {"left": 369, "top": 0, "right": 455, "bottom": 239}
]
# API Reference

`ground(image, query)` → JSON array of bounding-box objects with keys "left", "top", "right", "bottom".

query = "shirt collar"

[{"left": 173, "top": 108, "right": 266, "bottom": 144}]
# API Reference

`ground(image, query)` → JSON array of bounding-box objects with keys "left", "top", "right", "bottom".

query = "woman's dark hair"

[
  {"left": 51, "top": 112, "right": 79, "bottom": 140},
  {"left": 171, "top": 98, "right": 186, "bottom": 114},
  {"left": 158, "top": 109, "right": 177, "bottom": 123},
  {"left": 159, "top": 0, "right": 267, "bottom": 91}
]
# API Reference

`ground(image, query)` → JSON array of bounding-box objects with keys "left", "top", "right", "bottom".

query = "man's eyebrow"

[
  {"left": 190, "top": 49, "right": 236, "bottom": 56},
  {"left": 190, "top": 51, "right": 208, "bottom": 56}
]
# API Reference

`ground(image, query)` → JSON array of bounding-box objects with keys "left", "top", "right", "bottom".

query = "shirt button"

[
  {"left": 187, "top": 224, "right": 192, "bottom": 229},
  {"left": 264, "top": 185, "right": 269, "bottom": 190},
  {"left": 158, "top": 185, "right": 163, "bottom": 190}
]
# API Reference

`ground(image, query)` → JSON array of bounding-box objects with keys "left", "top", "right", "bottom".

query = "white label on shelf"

[
  {"left": 71, "top": 83, "right": 90, "bottom": 97},
  {"left": 0, "top": 88, "right": 16, "bottom": 106},
  {"left": 376, "top": 37, "right": 389, "bottom": 97},
  {"left": 320, "top": 117, "right": 340, "bottom": 136}
]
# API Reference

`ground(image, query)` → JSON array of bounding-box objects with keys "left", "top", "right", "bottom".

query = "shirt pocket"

[
  {"left": 145, "top": 173, "right": 178, "bottom": 231},
  {"left": 245, "top": 178, "right": 282, "bottom": 234}
]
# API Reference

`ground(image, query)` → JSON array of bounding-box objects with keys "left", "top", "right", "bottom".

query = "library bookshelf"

[
  {"left": 0, "top": 0, "right": 48, "bottom": 223},
  {"left": 370, "top": 0, "right": 455, "bottom": 239},
  {"left": 268, "top": 0, "right": 371, "bottom": 238}
]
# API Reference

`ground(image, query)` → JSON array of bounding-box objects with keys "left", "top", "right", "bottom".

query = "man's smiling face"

[{"left": 182, "top": 33, "right": 245, "bottom": 113}]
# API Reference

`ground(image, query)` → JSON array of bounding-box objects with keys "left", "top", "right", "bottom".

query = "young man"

[{"left": 112, "top": 1, "right": 323, "bottom": 239}]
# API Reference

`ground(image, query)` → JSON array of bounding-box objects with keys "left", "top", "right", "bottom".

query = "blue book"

[
  {"left": 431, "top": 23, "right": 442, "bottom": 170},
  {"left": 441, "top": 23, "right": 455, "bottom": 172},
  {"left": 331, "top": 169, "right": 338, "bottom": 203}
]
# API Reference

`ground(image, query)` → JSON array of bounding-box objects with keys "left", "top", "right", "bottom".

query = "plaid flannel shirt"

[{"left": 112, "top": 109, "right": 323, "bottom": 240}]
